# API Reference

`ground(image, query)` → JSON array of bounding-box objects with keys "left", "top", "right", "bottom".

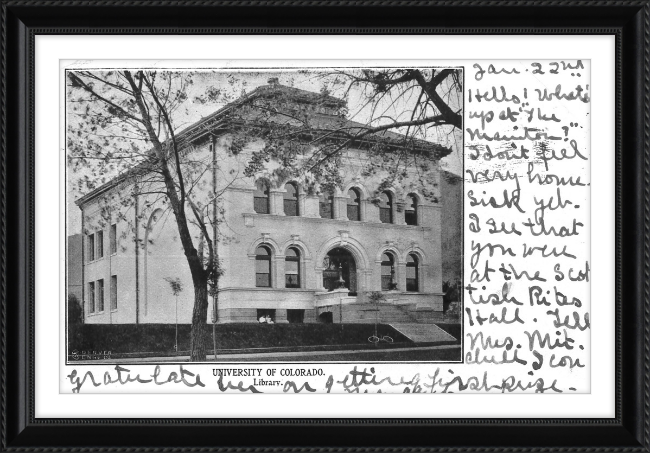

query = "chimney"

[{"left": 268, "top": 77, "right": 279, "bottom": 86}]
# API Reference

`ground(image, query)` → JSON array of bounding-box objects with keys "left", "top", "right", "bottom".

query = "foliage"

[
  {"left": 226, "top": 69, "right": 462, "bottom": 201},
  {"left": 67, "top": 323, "right": 414, "bottom": 355},
  {"left": 442, "top": 279, "right": 462, "bottom": 302},
  {"left": 68, "top": 70, "right": 228, "bottom": 361},
  {"left": 67, "top": 69, "right": 462, "bottom": 361},
  {"left": 164, "top": 277, "right": 183, "bottom": 296},
  {"left": 67, "top": 294, "right": 83, "bottom": 325},
  {"left": 366, "top": 291, "right": 387, "bottom": 304}
]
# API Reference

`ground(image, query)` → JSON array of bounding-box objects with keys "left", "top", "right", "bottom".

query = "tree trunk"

[
  {"left": 190, "top": 279, "right": 209, "bottom": 362},
  {"left": 212, "top": 281, "right": 220, "bottom": 359}
]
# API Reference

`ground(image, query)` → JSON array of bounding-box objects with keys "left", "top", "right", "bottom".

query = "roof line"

[{"left": 75, "top": 83, "right": 451, "bottom": 206}]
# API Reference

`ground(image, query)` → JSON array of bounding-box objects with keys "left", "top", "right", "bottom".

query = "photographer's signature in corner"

[{"left": 70, "top": 350, "right": 112, "bottom": 361}]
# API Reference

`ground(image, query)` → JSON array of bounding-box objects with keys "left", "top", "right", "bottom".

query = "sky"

[{"left": 66, "top": 68, "right": 463, "bottom": 234}]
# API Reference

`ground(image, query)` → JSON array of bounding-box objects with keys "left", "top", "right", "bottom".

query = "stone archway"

[
  {"left": 322, "top": 247, "right": 358, "bottom": 295},
  {"left": 316, "top": 235, "right": 370, "bottom": 295}
]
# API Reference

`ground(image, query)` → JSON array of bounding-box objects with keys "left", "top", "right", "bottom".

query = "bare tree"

[
  {"left": 68, "top": 68, "right": 461, "bottom": 361},
  {"left": 68, "top": 70, "right": 225, "bottom": 361},
  {"left": 332, "top": 68, "right": 462, "bottom": 128},
  {"left": 231, "top": 68, "right": 461, "bottom": 199}
]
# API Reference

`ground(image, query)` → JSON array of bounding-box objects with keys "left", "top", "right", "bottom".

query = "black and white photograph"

[
  {"left": 57, "top": 57, "right": 592, "bottom": 395},
  {"left": 4, "top": 3, "right": 641, "bottom": 448},
  {"left": 65, "top": 67, "right": 464, "bottom": 365}
]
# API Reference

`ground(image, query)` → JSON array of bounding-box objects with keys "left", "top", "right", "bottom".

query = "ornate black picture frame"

[{"left": 1, "top": 1, "right": 647, "bottom": 450}]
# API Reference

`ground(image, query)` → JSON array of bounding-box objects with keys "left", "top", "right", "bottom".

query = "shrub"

[
  {"left": 67, "top": 294, "right": 83, "bottom": 325},
  {"left": 67, "top": 323, "right": 412, "bottom": 355}
]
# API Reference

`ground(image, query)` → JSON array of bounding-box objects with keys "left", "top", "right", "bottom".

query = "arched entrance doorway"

[{"left": 322, "top": 247, "right": 357, "bottom": 295}]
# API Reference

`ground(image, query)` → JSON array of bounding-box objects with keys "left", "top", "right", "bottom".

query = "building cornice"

[
  {"left": 75, "top": 82, "right": 452, "bottom": 207},
  {"left": 242, "top": 212, "right": 434, "bottom": 231}
]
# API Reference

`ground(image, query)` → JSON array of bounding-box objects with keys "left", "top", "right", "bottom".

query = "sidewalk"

[{"left": 74, "top": 344, "right": 460, "bottom": 364}]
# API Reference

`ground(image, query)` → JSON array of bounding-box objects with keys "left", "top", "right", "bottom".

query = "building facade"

[{"left": 74, "top": 81, "right": 460, "bottom": 325}]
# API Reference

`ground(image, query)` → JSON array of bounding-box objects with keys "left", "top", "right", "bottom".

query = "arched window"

[
  {"left": 406, "top": 254, "right": 419, "bottom": 292},
  {"left": 347, "top": 188, "right": 361, "bottom": 221},
  {"left": 285, "top": 247, "right": 301, "bottom": 288},
  {"left": 319, "top": 190, "right": 334, "bottom": 219},
  {"left": 255, "top": 245, "right": 272, "bottom": 287},
  {"left": 253, "top": 180, "right": 270, "bottom": 214},
  {"left": 405, "top": 194, "right": 418, "bottom": 226},
  {"left": 379, "top": 191, "right": 393, "bottom": 224},
  {"left": 283, "top": 182, "right": 299, "bottom": 216},
  {"left": 381, "top": 252, "right": 397, "bottom": 291}
]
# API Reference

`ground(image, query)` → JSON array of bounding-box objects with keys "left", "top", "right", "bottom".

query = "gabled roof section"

[
  {"left": 178, "top": 78, "right": 345, "bottom": 145},
  {"left": 76, "top": 79, "right": 453, "bottom": 207},
  {"left": 75, "top": 159, "right": 155, "bottom": 207}
]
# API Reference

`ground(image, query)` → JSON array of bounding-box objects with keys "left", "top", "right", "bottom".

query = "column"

[
  {"left": 274, "top": 254, "right": 285, "bottom": 289},
  {"left": 396, "top": 262, "right": 407, "bottom": 291},
  {"left": 395, "top": 202, "right": 407, "bottom": 225},
  {"left": 334, "top": 196, "right": 348, "bottom": 220},
  {"left": 270, "top": 190, "right": 285, "bottom": 216},
  {"left": 304, "top": 194, "right": 320, "bottom": 218},
  {"left": 274, "top": 309, "right": 289, "bottom": 324},
  {"left": 298, "top": 193, "right": 307, "bottom": 217},
  {"left": 364, "top": 200, "right": 381, "bottom": 223}
]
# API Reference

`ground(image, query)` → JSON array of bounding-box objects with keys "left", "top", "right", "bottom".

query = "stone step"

[
  {"left": 345, "top": 304, "right": 414, "bottom": 323},
  {"left": 337, "top": 302, "right": 450, "bottom": 325},
  {"left": 388, "top": 323, "right": 457, "bottom": 344}
]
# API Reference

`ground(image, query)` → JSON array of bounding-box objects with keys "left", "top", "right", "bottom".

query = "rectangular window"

[
  {"left": 381, "top": 267, "right": 394, "bottom": 291},
  {"left": 287, "top": 309, "right": 305, "bottom": 324},
  {"left": 110, "top": 224, "right": 117, "bottom": 255},
  {"left": 255, "top": 259, "right": 271, "bottom": 287},
  {"left": 405, "top": 210, "right": 417, "bottom": 226},
  {"left": 257, "top": 309, "right": 276, "bottom": 323},
  {"left": 110, "top": 275, "right": 117, "bottom": 311},
  {"left": 406, "top": 267, "right": 418, "bottom": 292},
  {"left": 285, "top": 260, "right": 300, "bottom": 288},
  {"left": 379, "top": 207, "right": 391, "bottom": 224},
  {"left": 256, "top": 274, "right": 270, "bottom": 287},
  {"left": 406, "top": 279, "right": 418, "bottom": 292},
  {"left": 283, "top": 199, "right": 298, "bottom": 216},
  {"left": 254, "top": 197, "right": 269, "bottom": 214},
  {"left": 381, "top": 260, "right": 394, "bottom": 291},
  {"left": 319, "top": 192, "right": 334, "bottom": 219},
  {"left": 347, "top": 205, "right": 360, "bottom": 221},
  {"left": 88, "top": 234, "right": 95, "bottom": 262},
  {"left": 97, "top": 230, "right": 104, "bottom": 259},
  {"left": 319, "top": 201, "right": 333, "bottom": 219},
  {"left": 97, "top": 279, "right": 105, "bottom": 312},
  {"left": 88, "top": 281, "right": 95, "bottom": 313}
]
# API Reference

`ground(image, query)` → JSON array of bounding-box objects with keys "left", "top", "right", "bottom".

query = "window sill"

[
  {"left": 86, "top": 310, "right": 105, "bottom": 317},
  {"left": 222, "top": 286, "right": 315, "bottom": 293},
  {"left": 242, "top": 213, "right": 431, "bottom": 231}
]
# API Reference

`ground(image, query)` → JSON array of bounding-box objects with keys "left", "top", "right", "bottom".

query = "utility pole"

[
  {"left": 337, "top": 263, "right": 344, "bottom": 333},
  {"left": 211, "top": 136, "right": 218, "bottom": 361}
]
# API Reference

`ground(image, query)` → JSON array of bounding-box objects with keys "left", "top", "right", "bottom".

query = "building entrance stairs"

[
  {"left": 336, "top": 301, "right": 455, "bottom": 326},
  {"left": 388, "top": 323, "right": 457, "bottom": 344}
]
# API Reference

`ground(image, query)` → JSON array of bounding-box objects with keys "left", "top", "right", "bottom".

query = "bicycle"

[{"left": 368, "top": 334, "right": 394, "bottom": 344}]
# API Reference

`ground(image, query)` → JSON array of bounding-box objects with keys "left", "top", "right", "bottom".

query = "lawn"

[
  {"left": 68, "top": 323, "right": 415, "bottom": 356},
  {"left": 215, "top": 345, "right": 462, "bottom": 362}
]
